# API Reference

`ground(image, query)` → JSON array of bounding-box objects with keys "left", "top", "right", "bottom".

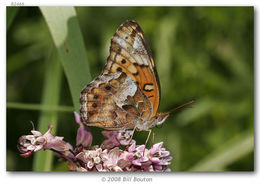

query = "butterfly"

[{"left": 80, "top": 20, "right": 171, "bottom": 132}]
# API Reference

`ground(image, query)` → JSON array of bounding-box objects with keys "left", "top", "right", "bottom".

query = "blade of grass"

[
  {"left": 189, "top": 130, "right": 254, "bottom": 171},
  {"left": 7, "top": 7, "right": 19, "bottom": 30},
  {"left": 33, "top": 51, "right": 62, "bottom": 171},
  {"left": 7, "top": 102, "right": 74, "bottom": 112},
  {"left": 40, "top": 7, "right": 91, "bottom": 111},
  {"left": 155, "top": 17, "right": 177, "bottom": 97}
]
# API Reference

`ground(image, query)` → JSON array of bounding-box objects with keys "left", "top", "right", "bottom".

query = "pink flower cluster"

[
  {"left": 18, "top": 112, "right": 172, "bottom": 172},
  {"left": 18, "top": 125, "right": 72, "bottom": 158},
  {"left": 74, "top": 140, "right": 171, "bottom": 172}
]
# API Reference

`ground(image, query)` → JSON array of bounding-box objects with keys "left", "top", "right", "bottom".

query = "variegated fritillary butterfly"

[{"left": 80, "top": 20, "right": 170, "bottom": 131}]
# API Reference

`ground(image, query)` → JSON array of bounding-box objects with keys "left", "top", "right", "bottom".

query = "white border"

[
  {"left": 1, "top": 1, "right": 258, "bottom": 186},
  {"left": 0, "top": 0, "right": 258, "bottom": 6}
]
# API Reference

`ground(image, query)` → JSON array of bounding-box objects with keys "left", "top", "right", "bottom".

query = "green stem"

[
  {"left": 7, "top": 102, "right": 74, "bottom": 112},
  {"left": 33, "top": 52, "right": 62, "bottom": 171}
]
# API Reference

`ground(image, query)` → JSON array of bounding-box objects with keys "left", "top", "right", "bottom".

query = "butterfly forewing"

[{"left": 102, "top": 20, "right": 161, "bottom": 116}]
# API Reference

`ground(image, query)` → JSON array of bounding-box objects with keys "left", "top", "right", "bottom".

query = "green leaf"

[
  {"left": 7, "top": 7, "right": 19, "bottom": 30},
  {"left": 39, "top": 7, "right": 91, "bottom": 111},
  {"left": 189, "top": 131, "right": 254, "bottom": 171},
  {"left": 33, "top": 52, "right": 62, "bottom": 171},
  {"left": 7, "top": 102, "right": 74, "bottom": 112}
]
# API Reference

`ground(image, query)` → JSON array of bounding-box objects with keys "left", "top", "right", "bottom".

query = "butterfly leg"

[
  {"left": 143, "top": 129, "right": 152, "bottom": 155},
  {"left": 125, "top": 126, "right": 137, "bottom": 150},
  {"left": 145, "top": 129, "right": 152, "bottom": 147},
  {"left": 129, "top": 126, "right": 137, "bottom": 144}
]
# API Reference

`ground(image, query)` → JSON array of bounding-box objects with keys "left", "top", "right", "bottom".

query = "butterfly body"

[{"left": 80, "top": 20, "right": 170, "bottom": 131}]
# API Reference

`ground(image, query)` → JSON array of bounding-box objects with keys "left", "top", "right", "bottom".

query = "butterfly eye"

[{"left": 156, "top": 113, "right": 170, "bottom": 125}]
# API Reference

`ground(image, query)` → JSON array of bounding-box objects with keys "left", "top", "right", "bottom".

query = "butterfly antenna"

[{"left": 170, "top": 100, "right": 195, "bottom": 113}]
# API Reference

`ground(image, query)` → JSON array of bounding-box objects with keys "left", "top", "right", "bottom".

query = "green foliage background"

[{"left": 7, "top": 7, "right": 254, "bottom": 171}]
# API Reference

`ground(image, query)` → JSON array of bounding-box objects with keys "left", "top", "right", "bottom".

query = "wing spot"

[
  {"left": 117, "top": 67, "right": 122, "bottom": 72},
  {"left": 121, "top": 59, "right": 126, "bottom": 64},
  {"left": 94, "top": 95, "right": 99, "bottom": 99},
  {"left": 92, "top": 103, "right": 97, "bottom": 108},
  {"left": 117, "top": 47, "right": 121, "bottom": 53},
  {"left": 128, "top": 65, "right": 138, "bottom": 74},
  {"left": 143, "top": 83, "right": 154, "bottom": 92},
  {"left": 134, "top": 63, "right": 146, "bottom": 68},
  {"left": 105, "top": 85, "right": 111, "bottom": 90},
  {"left": 130, "top": 30, "right": 137, "bottom": 38},
  {"left": 133, "top": 71, "right": 139, "bottom": 76}
]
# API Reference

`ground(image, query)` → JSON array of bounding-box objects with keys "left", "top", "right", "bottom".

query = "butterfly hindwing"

[{"left": 80, "top": 72, "right": 153, "bottom": 130}]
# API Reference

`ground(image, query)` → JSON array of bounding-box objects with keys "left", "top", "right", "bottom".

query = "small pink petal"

[
  {"left": 95, "top": 164, "right": 103, "bottom": 171},
  {"left": 36, "top": 136, "right": 46, "bottom": 143},
  {"left": 27, "top": 145, "right": 35, "bottom": 151},
  {"left": 132, "top": 159, "right": 142, "bottom": 166},
  {"left": 17, "top": 146, "right": 26, "bottom": 153},
  {"left": 23, "top": 143, "right": 31, "bottom": 148},
  {"left": 113, "top": 166, "right": 123, "bottom": 172},
  {"left": 140, "top": 156, "right": 149, "bottom": 162},
  {"left": 120, "top": 139, "right": 131, "bottom": 146},
  {"left": 136, "top": 145, "right": 145, "bottom": 152},
  {"left": 126, "top": 153, "right": 134, "bottom": 159},
  {"left": 87, "top": 161, "right": 94, "bottom": 169},
  {"left": 161, "top": 151, "right": 170, "bottom": 157},
  {"left": 31, "top": 130, "right": 42, "bottom": 136},
  {"left": 20, "top": 150, "right": 33, "bottom": 158},
  {"left": 74, "top": 112, "right": 82, "bottom": 125},
  {"left": 150, "top": 142, "right": 163, "bottom": 155},
  {"left": 150, "top": 157, "right": 160, "bottom": 164},
  {"left": 76, "top": 126, "right": 93, "bottom": 149},
  {"left": 34, "top": 145, "right": 43, "bottom": 152},
  {"left": 25, "top": 135, "right": 35, "bottom": 141},
  {"left": 128, "top": 141, "right": 136, "bottom": 152}
]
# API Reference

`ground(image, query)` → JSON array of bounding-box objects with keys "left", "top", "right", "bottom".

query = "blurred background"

[{"left": 7, "top": 7, "right": 254, "bottom": 171}]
